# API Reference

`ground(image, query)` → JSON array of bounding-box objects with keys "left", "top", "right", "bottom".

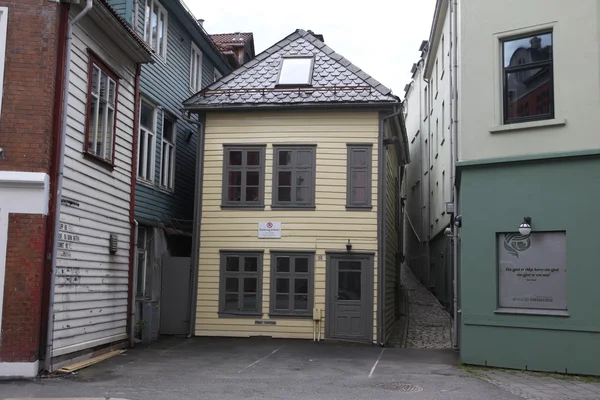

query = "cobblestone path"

[{"left": 402, "top": 263, "right": 453, "bottom": 348}]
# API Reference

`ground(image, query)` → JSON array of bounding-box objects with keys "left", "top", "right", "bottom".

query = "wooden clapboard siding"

[
  {"left": 51, "top": 11, "right": 137, "bottom": 358},
  {"left": 196, "top": 110, "right": 380, "bottom": 342},
  {"left": 384, "top": 125, "right": 400, "bottom": 340}
]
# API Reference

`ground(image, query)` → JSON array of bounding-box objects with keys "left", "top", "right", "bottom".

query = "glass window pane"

[
  {"left": 247, "top": 151, "right": 260, "bottom": 166},
  {"left": 225, "top": 277, "right": 238, "bottom": 293},
  {"left": 163, "top": 118, "right": 174, "bottom": 143},
  {"left": 158, "top": 11, "right": 165, "bottom": 56},
  {"left": 276, "top": 278, "right": 289, "bottom": 294},
  {"left": 243, "top": 277, "right": 257, "bottom": 293},
  {"left": 108, "top": 80, "right": 116, "bottom": 105},
  {"left": 339, "top": 261, "right": 361, "bottom": 271},
  {"left": 225, "top": 294, "right": 238, "bottom": 311},
  {"left": 245, "top": 187, "right": 259, "bottom": 202},
  {"left": 144, "top": 0, "right": 151, "bottom": 41},
  {"left": 275, "top": 294, "right": 289, "bottom": 310},
  {"left": 296, "top": 171, "right": 309, "bottom": 186},
  {"left": 140, "top": 102, "right": 154, "bottom": 129},
  {"left": 278, "top": 171, "right": 292, "bottom": 186},
  {"left": 105, "top": 108, "right": 114, "bottom": 160},
  {"left": 244, "top": 257, "right": 258, "bottom": 272},
  {"left": 99, "top": 69, "right": 108, "bottom": 100},
  {"left": 91, "top": 67, "right": 99, "bottom": 93},
  {"left": 352, "top": 149, "right": 368, "bottom": 166},
  {"left": 504, "top": 33, "right": 552, "bottom": 68},
  {"left": 151, "top": 4, "right": 158, "bottom": 50},
  {"left": 297, "top": 150, "right": 311, "bottom": 166},
  {"left": 229, "top": 151, "right": 242, "bottom": 165},
  {"left": 278, "top": 150, "right": 292, "bottom": 166},
  {"left": 87, "top": 96, "right": 98, "bottom": 153},
  {"left": 246, "top": 171, "right": 259, "bottom": 186},
  {"left": 136, "top": 252, "right": 145, "bottom": 296},
  {"left": 294, "top": 295, "right": 308, "bottom": 311},
  {"left": 506, "top": 69, "right": 552, "bottom": 120},
  {"left": 294, "top": 279, "right": 308, "bottom": 295},
  {"left": 276, "top": 257, "right": 290, "bottom": 273},
  {"left": 338, "top": 271, "right": 361, "bottom": 300},
  {"left": 227, "top": 187, "right": 241, "bottom": 202},
  {"left": 295, "top": 257, "right": 308, "bottom": 273},
  {"left": 145, "top": 133, "right": 153, "bottom": 175},
  {"left": 228, "top": 171, "right": 242, "bottom": 186},
  {"left": 225, "top": 256, "right": 239, "bottom": 272},
  {"left": 278, "top": 57, "right": 313, "bottom": 85},
  {"left": 296, "top": 187, "right": 309, "bottom": 202},
  {"left": 138, "top": 131, "right": 146, "bottom": 177},
  {"left": 242, "top": 294, "right": 256, "bottom": 311},
  {"left": 94, "top": 100, "right": 106, "bottom": 155},
  {"left": 278, "top": 187, "right": 291, "bottom": 202}
]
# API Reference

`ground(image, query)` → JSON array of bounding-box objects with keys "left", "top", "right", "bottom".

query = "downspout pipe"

[
  {"left": 423, "top": 75, "right": 432, "bottom": 286},
  {"left": 451, "top": 0, "right": 460, "bottom": 350},
  {"left": 44, "top": 0, "right": 93, "bottom": 373},
  {"left": 181, "top": 110, "right": 204, "bottom": 338}
]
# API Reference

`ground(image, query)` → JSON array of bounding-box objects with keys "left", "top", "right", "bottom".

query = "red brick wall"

[
  {"left": 1, "top": 214, "right": 47, "bottom": 363},
  {"left": 0, "top": 0, "right": 61, "bottom": 173}
]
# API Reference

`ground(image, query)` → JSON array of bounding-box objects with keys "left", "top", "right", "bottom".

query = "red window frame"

[{"left": 83, "top": 49, "right": 120, "bottom": 169}]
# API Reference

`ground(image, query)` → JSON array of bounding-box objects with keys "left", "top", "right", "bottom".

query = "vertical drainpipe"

[
  {"left": 451, "top": 0, "right": 460, "bottom": 350},
  {"left": 423, "top": 75, "right": 432, "bottom": 287},
  {"left": 181, "top": 111, "right": 205, "bottom": 338},
  {"left": 377, "top": 111, "right": 386, "bottom": 346},
  {"left": 44, "top": 0, "right": 94, "bottom": 373},
  {"left": 128, "top": 63, "right": 142, "bottom": 347}
]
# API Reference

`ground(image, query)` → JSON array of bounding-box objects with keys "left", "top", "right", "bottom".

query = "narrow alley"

[{"left": 402, "top": 264, "right": 453, "bottom": 349}]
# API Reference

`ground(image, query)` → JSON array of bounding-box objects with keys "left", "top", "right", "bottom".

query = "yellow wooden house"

[{"left": 182, "top": 29, "right": 409, "bottom": 344}]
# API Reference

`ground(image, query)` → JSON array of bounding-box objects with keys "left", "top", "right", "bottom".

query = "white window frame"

[
  {"left": 0, "top": 8, "right": 8, "bottom": 120},
  {"left": 159, "top": 113, "right": 176, "bottom": 191},
  {"left": 214, "top": 67, "right": 222, "bottom": 82},
  {"left": 143, "top": 0, "right": 168, "bottom": 60},
  {"left": 138, "top": 98, "right": 157, "bottom": 182},
  {"left": 190, "top": 42, "right": 203, "bottom": 92},
  {"left": 86, "top": 62, "right": 118, "bottom": 163}
]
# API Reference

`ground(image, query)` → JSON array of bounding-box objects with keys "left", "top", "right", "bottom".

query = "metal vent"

[
  {"left": 109, "top": 234, "right": 118, "bottom": 254},
  {"left": 376, "top": 383, "right": 423, "bottom": 393}
]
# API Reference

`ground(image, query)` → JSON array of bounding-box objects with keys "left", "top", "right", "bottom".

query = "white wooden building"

[{"left": 48, "top": 1, "right": 153, "bottom": 368}]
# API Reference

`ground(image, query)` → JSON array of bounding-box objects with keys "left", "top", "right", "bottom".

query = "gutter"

[
  {"left": 128, "top": 63, "right": 143, "bottom": 347},
  {"left": 44, "top": 0, "right": 94, "bottom": 372},
  {"left": 180, "top": 111, "right": 205, "bottom": 338}
]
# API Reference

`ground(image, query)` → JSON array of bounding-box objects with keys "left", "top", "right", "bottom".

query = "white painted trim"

[
  {"left": 0, "top": 8, "right": 8, "bottom": 120},
  {"left": 489, "top": 118, "right": 566, "bottom": 133},
  {"left": 0, "top": 171, "right": 49, "bottom": 192},
  {"left": 0, "top": 360, "right": 39, "bottom": 378}
]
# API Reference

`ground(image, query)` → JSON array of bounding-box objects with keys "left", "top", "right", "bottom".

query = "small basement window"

[{"left": 277, "top": 56, "right": 314, "bottom": 86}]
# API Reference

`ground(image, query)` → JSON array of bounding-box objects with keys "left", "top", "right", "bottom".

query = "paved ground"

[
  {"left": 468, "top": 368, "right": 600, "bottom": 400},
  {"left": 403, "top": 264, "right": 453, "bottom": 349},
  {"left": 1, "top": 337, "right": 523, "bottom": 400}
]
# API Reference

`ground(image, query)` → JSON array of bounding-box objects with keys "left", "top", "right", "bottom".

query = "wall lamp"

[
  {"left": 519, "top": 217, "right": 532, "bottom": 236},
  {"left": 346, "top": 239, "right": 352, "bottom": 253}
]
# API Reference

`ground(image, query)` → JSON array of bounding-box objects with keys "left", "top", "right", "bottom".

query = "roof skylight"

[{"left": 277, "top": 56, "right": 314, "bottom": 86}]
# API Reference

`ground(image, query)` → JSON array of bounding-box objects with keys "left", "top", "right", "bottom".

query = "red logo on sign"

[{"left": 267, "top": 222, "right": 273, "bottom": 228}]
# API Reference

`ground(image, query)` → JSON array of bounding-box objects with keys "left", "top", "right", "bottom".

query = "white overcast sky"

[{"left": 187, "top": 0, "right": 437, "bottom": 99}]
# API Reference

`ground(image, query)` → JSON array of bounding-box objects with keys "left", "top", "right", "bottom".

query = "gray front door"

[
  {"left": 326, "top": 254, "right": 373, "bottom": 341},
  {"left": 160, "top": 256, "right": 191, "bottom": 335}
]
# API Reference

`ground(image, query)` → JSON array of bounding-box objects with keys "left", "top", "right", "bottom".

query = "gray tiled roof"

[{"left": 183, "top": 29, "right": 399, "bottom": 110}]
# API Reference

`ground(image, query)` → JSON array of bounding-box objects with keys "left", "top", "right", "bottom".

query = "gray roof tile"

[{"left": 183, "top": 29, "right": 398, "bottom": 109}]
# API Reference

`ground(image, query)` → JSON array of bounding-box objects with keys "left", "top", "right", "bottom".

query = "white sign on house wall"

[{"left": 258, "top": 222, "right": 281, "bottom": 239}]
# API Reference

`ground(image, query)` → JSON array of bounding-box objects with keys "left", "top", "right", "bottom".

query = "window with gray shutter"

[
  {"left": 272, "top": 146, "right": 316, "bottom": 209},
  {"left": 222, "top": 146, "right": 266, "bottom": 208},
  {"left": 346, "top": 144, "right": 372, "bottom": 209}
]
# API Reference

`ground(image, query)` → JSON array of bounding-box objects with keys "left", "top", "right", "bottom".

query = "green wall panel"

[{"left": 459, "top": 155, "right": 600, "bottom": 375}]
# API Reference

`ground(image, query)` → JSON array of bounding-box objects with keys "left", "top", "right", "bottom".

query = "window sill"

[
  {"left": 158, "top": 186, "right": 175, "bottom": 195},
  {"left": 270, "top": 205, "right": 316, "bottom": 210},
  {"left": 346, "top": 205, "right": 373, "bottom": 211},
  {"left": 268, "top": 313, "right": 313, "bottom": 319},
  {"left": 218, "top": 312, "right": 263, "bottom": 318},
  {"left": 137, "top": 178, "right": 155, "bottom": 188},
  {"left": 221, "top": 204, "right": 266, "bottom": 210},
  {"left": 489, "top": 118, "right": 566, "bottom": 134},
  {"left": 494, "top": 308, "right": 569, "bottom": 317},
  {"left": 83, "top": 152, "right": 114, "bottom": 171}
]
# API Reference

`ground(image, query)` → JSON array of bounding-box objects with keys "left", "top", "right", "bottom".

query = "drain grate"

[{"left": 376, "top": 383, "right": 424, "bottom": 393}]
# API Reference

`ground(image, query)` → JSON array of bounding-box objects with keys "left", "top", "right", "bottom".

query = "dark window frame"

[
  {"left": 346, "top": 144, "right": 372, "bottom": 209},
  {"left": 219, "top": 250, "right": 264, "bottom": 316},
  {"left": 84, "top": 49, "right": 119, "bottom": 170},
  {"left": 269, "top": 251, "right": 314, "bottom": 317},
  {"left": 502, "top": 30, "right": 554, "bottom": 125},
  {"left": 221, "top": 145, "right": 266, "bottom": 209},
  {"left": 271, "top": 145, "right": 317, "bottom": 209}
]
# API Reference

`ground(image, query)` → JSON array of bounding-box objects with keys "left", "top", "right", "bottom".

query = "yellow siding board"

[{"left": 196, "top": 110, "right": 380, "bottom": 341}]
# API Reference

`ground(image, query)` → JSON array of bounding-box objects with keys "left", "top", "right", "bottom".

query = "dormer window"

[{"left": 277, "top": 56, "right": 314, "bottom": 86}]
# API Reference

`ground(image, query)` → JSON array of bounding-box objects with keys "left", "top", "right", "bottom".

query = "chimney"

[
  {"left": 235, "top": 31, "right": 241, "bottom": 41},
  {"left": 530, "top": 36, "right": 541, "bottom": 50},
  {"left": 306, "top": 30, "right": 324, "bottom": 43},
  {"left": 197, "top": 19, "right": 204, "bottom": 27}
]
